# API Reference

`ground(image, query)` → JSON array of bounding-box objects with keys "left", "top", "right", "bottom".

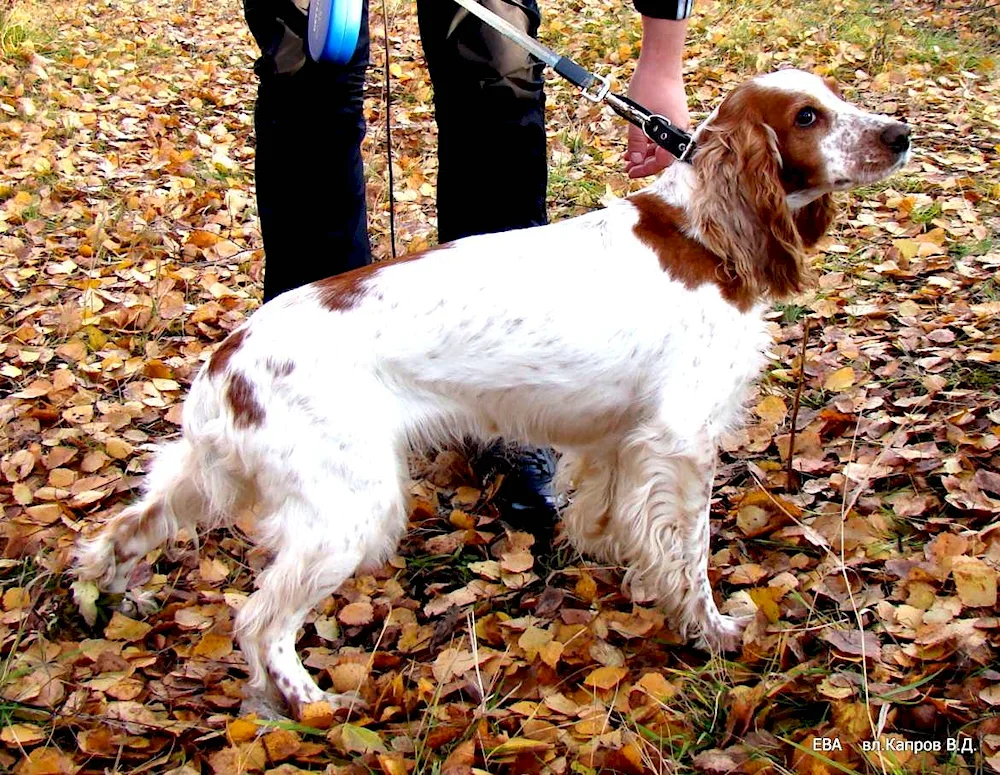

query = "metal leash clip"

[{"left": 581, "top": 72, "right": 611, "bottom": 103}]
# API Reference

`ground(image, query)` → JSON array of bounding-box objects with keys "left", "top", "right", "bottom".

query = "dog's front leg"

[{"left": 613, "top": 427, "right": 748, "bottom": 652}]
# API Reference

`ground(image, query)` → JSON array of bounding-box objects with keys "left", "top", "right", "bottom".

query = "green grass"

[
  {"left": 776, "top": 302, "right": 808, "bottom": 324},
  {"left": 970, "top": 276, "right": 999, "bottom": 303},
  {"left": 951, "top": 238, "right": 994, "bottom": 259},
  {"left": 910, "top": 202, "right": 942, "bottom": 226},
  {"left": 0, "top": 1, "right": 32, "bottom": 57},
  {"left": 945, "top": 363, "right": 1000, "bottom": 391}
]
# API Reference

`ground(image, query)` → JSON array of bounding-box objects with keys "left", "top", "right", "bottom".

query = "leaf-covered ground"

[{"left": 1, "top": 0, "right": 999, "bottom": 772}]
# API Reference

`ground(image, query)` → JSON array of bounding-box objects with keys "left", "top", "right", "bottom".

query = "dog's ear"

[
  {"left": 794, "top": 193, "right": 836, "bottom": 249},
  {"left": 692, "top": 98, "right": 806, "bottom": 300}
]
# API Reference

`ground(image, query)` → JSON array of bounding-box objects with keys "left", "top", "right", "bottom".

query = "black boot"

[{"left": 473, "top": 443, "right": 558, "bottom": 543}]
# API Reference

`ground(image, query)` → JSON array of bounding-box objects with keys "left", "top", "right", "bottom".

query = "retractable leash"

[
  {"left": 308, "top": 0, "right": 363, "bottom": 64},
  {"left": 308, "top": 0, "right": 696, "bottom": 162}
]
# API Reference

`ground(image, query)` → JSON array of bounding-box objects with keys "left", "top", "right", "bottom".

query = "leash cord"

[{"left": 381, "top": 0, "right": 397, "bottom": 258}]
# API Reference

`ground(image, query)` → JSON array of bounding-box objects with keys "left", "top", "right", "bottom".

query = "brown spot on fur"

[
  {"left": 630, "top": 192, "right": 755, "bottom": 312},
  {"left": 207, "top": 328, "right": 248, "bottom": 377},
  {"left": 266, "top": 359, "right": 294, "bottom": 378},
  {"left": 795, "top": 194, "right": 836, "bottom": 249},
  {"left": 314, "top": 243, "right": 452, "bottom": 312},
  {"left": 113, "top": 501, "right": 162, "bottom": 562},
  {"left": 227, "top": 373, "right": 265, "bottom": 428}
]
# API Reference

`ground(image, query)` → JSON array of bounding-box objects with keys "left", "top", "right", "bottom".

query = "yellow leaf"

[
  {"left": 748, "top": 587, "right": 783, "bottom": 623},
  {"left": 339, "top": 723, "right": 387, "bottom": 754},
  {"left": 378, "top": 753, "right": 409, "bottom": 775},
  {"left": 227, "top": 717, "right": 258, "bottom": 744},
  {"left": 3, "top": 586, "right": 29, "bottom": 610},
  {"left": 583, "top": 665, "right": 628, "bottom": 690},
  {"left": 198, "top": 556, "right": 229, "bottom": 583},
  {"left": 187, "top": 230, "right": 220, "bottom": 248},
  {"left": 261, "top": 728, "right": 300, "bottom": 762},
  {"left": 105, "top": 437, "right": 133, "bottom": 460},
  {"left": 0, "top": 723, "right": 45, "bottom": 746},
  {"left": 824, "top": 366, "right": 855, "bottom": 392},
  {"left": 952, "top": 557, "right": 998, "bottom": 608},
  {"left": 539, "top": 640, "right": 563, "bottom": 668},
  {"left": 104, "top": 612, "right": 151, "bottom": 642},
  {"left": 893, "top": 238, "right": 920, "bottom": 259},
  {"left": 517, "top": 626, "right": 552, "bottom": 661},
  {"left": 634, "top": 671, "right": 676, "bottom": 701},
  {"left": 573, "top": 716, "right": 607, "bottom": 737},
  {"left": 755, "top": 395, "right": 787, "bottom": 425},
  {"left": 192, "top": 632, "right": 233, "bottom": 659},
  {"left": 12, "top": 747, "right": 78, "bottom": 775},
  {"left": 575, "top": 572, "right": 597, "bottom": 602},
  {"left": 300, "top": 700, "right": 336, "bottom": 729},
  {"left": 329, "top": 662, "right": 368, "bottom": 693},
  {"left": 489, "top": 737, "right": 552, "bottom": 757}
]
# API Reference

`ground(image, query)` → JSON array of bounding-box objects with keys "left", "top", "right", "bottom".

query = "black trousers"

[{"left": 246, "top": 0, "right": 548, "bottom": 301}]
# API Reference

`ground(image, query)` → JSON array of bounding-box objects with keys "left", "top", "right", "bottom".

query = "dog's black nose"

[{"left": 880, "top": 122, "right": 910, "bottom": 154}]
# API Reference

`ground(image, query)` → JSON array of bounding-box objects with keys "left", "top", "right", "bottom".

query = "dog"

[{"left": 74, "top": 69, "right": 910, "bottom": 718}]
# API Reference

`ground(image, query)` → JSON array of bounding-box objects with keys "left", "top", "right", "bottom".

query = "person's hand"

[
  {"left": 625, "top": 17, "right": 689, "bottom": 179},
  {"left": 626, "top": 65, "right": 689, "bottom": 178}
]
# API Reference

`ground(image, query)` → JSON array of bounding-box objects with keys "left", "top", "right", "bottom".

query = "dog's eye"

[{"left": 795, "top": 107, "right": 818, "bottom": 127}]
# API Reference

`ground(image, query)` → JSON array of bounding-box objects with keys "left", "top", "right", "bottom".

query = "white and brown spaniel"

[{"left": 75, "top": 70, "right": 910, "bottom": 718}]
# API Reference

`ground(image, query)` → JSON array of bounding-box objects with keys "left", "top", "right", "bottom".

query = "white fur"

[{"left": 73, "top": 70, "right": 908, "bottom": 717}]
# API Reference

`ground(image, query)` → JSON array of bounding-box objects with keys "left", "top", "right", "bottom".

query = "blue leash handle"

[{"left": 308, "top": 0, "right": 363, "bottom": 64}]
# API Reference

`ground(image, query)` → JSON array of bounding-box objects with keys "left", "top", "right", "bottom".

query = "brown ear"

[
  {"left": 692, "top": 113, "right": 805, "bottom": 300},
  {"left": 794, "top": 193, "right": 836, "bottom": 249}
]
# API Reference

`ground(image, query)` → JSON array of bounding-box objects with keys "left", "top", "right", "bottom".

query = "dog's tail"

[{"left": 73, "top": 431, "right": 239, "bottom": 593}]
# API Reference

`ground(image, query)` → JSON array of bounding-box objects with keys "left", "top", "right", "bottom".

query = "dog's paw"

[
  {"left": 697, "top": 614, "right": 751, "bottom": 653},
  {"left": 118, "top": 589, "right": 159, "bottom": 618},
  {"left": 240, "top": 692, "right": 292, "bottom": 723},
  {"left": 321, "top": 690, "right": 368, "bottom": 712}
]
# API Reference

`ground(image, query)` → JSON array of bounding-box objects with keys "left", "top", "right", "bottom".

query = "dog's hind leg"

[{"left": 236, "top": 447, "right": 408, "bottom": 719}]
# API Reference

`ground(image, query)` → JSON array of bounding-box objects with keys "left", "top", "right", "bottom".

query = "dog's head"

[{"left": 690, "top": 69, "right": 910, "bottom": 299}]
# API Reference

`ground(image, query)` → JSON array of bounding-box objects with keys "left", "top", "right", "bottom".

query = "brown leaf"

[
  {"left": 338, "top": 600, "right": 374, "bottom": 626},
  {"left": 441, "top": 739, "right": 476, "bottom": 775},
  {"left": 821, "top": 629, "right": 881, "bottom": 661}
]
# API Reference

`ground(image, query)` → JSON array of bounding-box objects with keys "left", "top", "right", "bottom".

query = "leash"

[
  {"left": 309, "top": 0, "right": 696, "bottom": 162},
  {"left": 450, "top": 0, "right": 695, "bottom": 162},
  {"left": 380, "top": 0, "right": 397, "bottom": 258}
]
